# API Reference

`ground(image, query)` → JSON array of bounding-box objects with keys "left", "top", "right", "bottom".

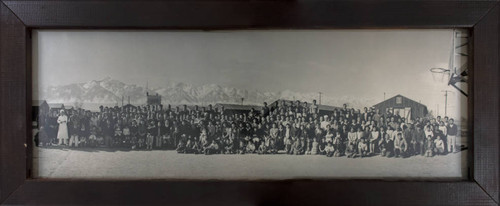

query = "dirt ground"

[{"left": 33, "top": 146, "right": 467, "bottom": 180}]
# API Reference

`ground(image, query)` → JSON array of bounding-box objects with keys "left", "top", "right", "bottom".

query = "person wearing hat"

[{"left": 56, "top": 110, "right": 69, "bottom": 145}]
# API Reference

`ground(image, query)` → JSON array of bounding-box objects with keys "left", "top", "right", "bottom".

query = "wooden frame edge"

[
  {"left": 473, "top": 3, "right": 500, "bottom": 203},
  {"left": 0, "top": 1, "right": 27, "bottom": 203},
  {"left": 0, "top": 0, "right": 498, "bottom": 205}
]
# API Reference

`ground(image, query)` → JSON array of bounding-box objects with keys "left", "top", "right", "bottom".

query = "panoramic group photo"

[{"left": 32, "top": 29, "right": 469, "bottom": 179}]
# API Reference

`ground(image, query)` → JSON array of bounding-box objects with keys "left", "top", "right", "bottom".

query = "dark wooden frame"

[{"left": 0, "top": 0, "right": 498, "bottom": 205}]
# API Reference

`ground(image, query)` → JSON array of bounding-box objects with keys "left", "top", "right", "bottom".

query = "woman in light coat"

[{"left": 57, "top": 110, "right": 69, "bottom": 145}]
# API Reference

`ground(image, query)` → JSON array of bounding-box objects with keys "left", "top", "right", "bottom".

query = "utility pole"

[
  {"left": 384, "top": 92, "right": 386, "bottom": 101},
  {"left": 442, "top": 90, "right": 451, "bottom": 116},
  {"left": 318, "top": 92, "right": 323, "bottom": 105}
]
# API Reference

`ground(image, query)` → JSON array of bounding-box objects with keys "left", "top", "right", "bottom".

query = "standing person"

[
  {"left": 284, "top": 123, "right": 294, "bottom": 154},
  {"left": 310, "top": 99, "right": 319, "bottom": 115},
  {"left": 129, "top": 120, "right": 138, "bottom": 149},
  {"left": 137, "top": 120, "right": 147, "bottom": 149},
  {"left": 413, "top": 124, "right": 426, "bottom": 155},
  {"left": 155, "top": 121, "right": 163, "bottom": 149},
  {"left": 368, "top": 126, "right": 380, "bottom": 155},
  {"left": 261, "top": 102, "right": 270, "bottom": 117},
  {"left": 103, "top": 119, "right": 114, "bottom": 148},
  {"left": 447, "top": 118, "right": 459, "bottom": 153},
  {"left": 68, "top": 119, "right": 80, "bottom": 147},
  {"left": 438, "top": 121, "right": 448, "bottom": 152},
  {"left": 56, "top": 110, "right": 69, "bottom": 145},
  {"left": 402, "top": 125, "right": 413, "bottom": 155}
]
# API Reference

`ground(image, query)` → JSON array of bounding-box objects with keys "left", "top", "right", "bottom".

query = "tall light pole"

[
  {"left": 442, "top": 90, "right": 452, "bottom": 116},
  {"left": 318, "top": 92, "right": 323, "bottom": 105}
]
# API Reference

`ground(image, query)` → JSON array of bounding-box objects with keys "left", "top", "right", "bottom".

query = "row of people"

[{"left": 34, "top": 101, "right": 460, "bottom": 158}]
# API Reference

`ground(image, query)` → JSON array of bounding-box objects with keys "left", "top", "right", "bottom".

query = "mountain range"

[{"left": 38, "top": 77, "right": 377, "bottom": 109}]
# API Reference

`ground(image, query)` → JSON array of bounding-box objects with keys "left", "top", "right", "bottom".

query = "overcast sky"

[{"left": 33, "top": 30, "right": 467, "bottom": 119}]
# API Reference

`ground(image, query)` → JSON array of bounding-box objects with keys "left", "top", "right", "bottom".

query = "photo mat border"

[{"left": 0, "top": 0, "right": 498, "bottom": 205}]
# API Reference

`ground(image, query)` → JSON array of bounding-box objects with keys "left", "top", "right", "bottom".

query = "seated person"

[
  {"left": 224, "top": 138, "right": 234, "bottom": 154},
  {"left": 310, "top": 138, "right": 319, "bottom": 155},
  {"left": 394, "top": 133, "right": 408, "bottom": 158},
  {"left": 379, "top": 134, "right": 394, "bottom": 157},
  {"left": 204, "top": 140, "right": 220, "bottom": 155},
  {"left": 245, "top": 135, "right": 257, "bottom": 154},
  {"left": 324, "top": 142, "right": 335, "bottom": 157},
  {"left": 433, "top": 135, "right": 445, "bottom": 155},
  {"left": 88, "top": 126, "right": 98, "bottom": 147},
  {"left": 424, "top": 135, "right": 435, "bottom": 157},
  {"left": 357, "top": 137, "right": 369, "bottom": 158},
  {"left": 176, "top": 138, "right": 186, "bottom": 153},
  {"left": 333, "top": 133, "right": 343, "bottom": 157}
]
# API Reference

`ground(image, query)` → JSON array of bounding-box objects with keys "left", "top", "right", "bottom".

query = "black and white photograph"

[{"left": 32, "top": 29, "right": 469, "bottom": 180}]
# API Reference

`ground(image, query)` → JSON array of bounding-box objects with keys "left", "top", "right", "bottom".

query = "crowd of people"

[{"left": 34, "top": 99, "right": 461, "bottom": 158}]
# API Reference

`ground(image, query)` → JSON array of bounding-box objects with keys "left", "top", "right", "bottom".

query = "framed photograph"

[{"left": 1, "top": 0, "right": 498, "bottom": 205}]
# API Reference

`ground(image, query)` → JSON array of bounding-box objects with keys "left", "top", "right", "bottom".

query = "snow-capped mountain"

[{"left": 38, "top": 77, "right": 376, "bottom": 109}]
